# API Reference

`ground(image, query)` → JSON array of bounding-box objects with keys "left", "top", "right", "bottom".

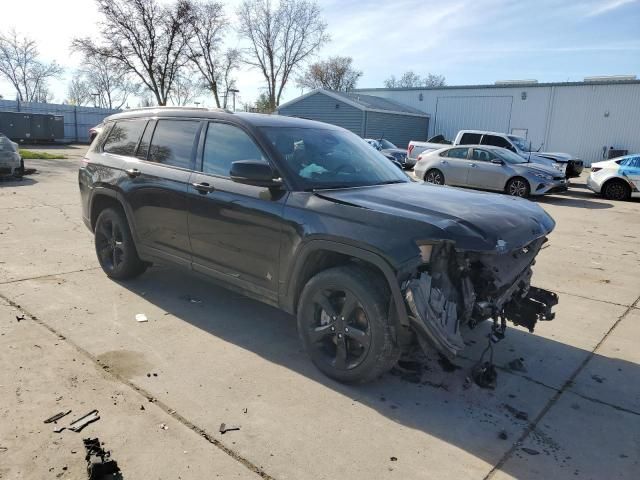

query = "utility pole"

[{"left": 228, "top": 89, "right": 239, "bottom": 112}]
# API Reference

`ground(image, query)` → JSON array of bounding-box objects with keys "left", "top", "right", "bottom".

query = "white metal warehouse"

[{"left": 357, "top": 78, "right": 640, "bottom": 165}]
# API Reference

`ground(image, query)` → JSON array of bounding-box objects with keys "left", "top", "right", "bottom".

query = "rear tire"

[
  {"left": 94, "top": 207, "right": 147, "bottom": 280},
  {"left": 506, "top": 177, "right": 530, "bottom": 198},
  {"left": 602, "top": 179, "right": 630, "bottom": 201},
  {"left": 297, "top": 265, "right": 400, "bottom": 383},
  {"left": 425, "top": 168, "right": 445, "bottom": 185}
]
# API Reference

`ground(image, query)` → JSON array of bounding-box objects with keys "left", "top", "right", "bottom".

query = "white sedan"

[{"left": 587, "top": 155, "right": 640, "bottom": 200}]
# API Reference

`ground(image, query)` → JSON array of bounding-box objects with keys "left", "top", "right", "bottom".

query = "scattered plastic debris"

[
  {"left": 219, "top": 423, "right": 240, "bottom": 434},
  {"left": 159, "top": 423, "right": 168, "bottom": 430},
  {"left": 135, "top": 314, "right": 148, "bottom": 323},
  {"left": 16, "top": 315, "right": 25, "bottom": 322},
  {"left": 84, "top": 438, "right": 121, "bottom": 480},
  {"left": 507, "top": 357, "right": 527, "bottom": 373},
  {"left": 390, "top": 456, "right": 398, "bottom": 462},
  {"left": 53, "top": 426, "right": 66, "bottom": 433},
  {"left": 521, "top": 447, "right": 540, "bottom": 456},
  {"left": 44, "top": 410, "right": 72, "bottom": 424},
  {"left": 69, "top": 410, "right": 100, "bottom": 432},
  {"left": 504, "top": 404, "right": 529, "bottom": 421}
]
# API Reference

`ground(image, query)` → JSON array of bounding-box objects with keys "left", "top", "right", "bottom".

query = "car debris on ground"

[
  {"left": 135, "top": 313, "right": 148, "bottom": 323},
  {"left": 83, "top": 437, "right": 121, "bottom": 480},
  {"left": 69, "top": 410, "right": 100, "bottom": 432},
  {"left": 44, "top": 410, "right": 71, "bottom": 424},
  {"left": 219, "top": 423, "right": 240, "bottom": 434}
]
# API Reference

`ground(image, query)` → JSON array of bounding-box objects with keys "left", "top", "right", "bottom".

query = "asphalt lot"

[{"left": 1, "top": 145, "right": 639, "bottom": 479}]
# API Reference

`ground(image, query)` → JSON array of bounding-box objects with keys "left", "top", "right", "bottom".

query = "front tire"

[
  {"left": 602, "top": 179, "right": 630, "bottom": 201},
  {"left": 94, "top": 207, "right": 147, "bottom": 280},
  {"left": 425, "top": 168, "right": 445, "bottom": 185},
  {"left": 506, "top": 177, "right": 530, "bottom": 198},
  {"left": 297, "top": 266, "right": 400, "bottom": 383}
]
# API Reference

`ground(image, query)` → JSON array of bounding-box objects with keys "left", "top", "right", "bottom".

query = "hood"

[
  {"left": 538, "top": 152, "right": 574, "bottom": 162},
  {"left": 516, "top": 163, "right": 563, "bottom": 177},
  {"left": 315, "top": 182, "right": 555, "bottom": 252},
  {"left": 382, "top": 148, "right": 407, "bottom": 157}
]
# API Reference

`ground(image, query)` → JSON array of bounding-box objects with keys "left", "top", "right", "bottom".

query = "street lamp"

[{"left": 228, "top": 88, "right": 239, "bottom": 112}]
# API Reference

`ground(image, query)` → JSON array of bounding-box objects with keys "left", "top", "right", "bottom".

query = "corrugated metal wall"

[
  {"left": 0, "top": 99, "right": 119, "bottom": 143},
  {"left": 433, "top": 96, "right": 512, "bottom": 140},
  {"left": 365, "top": 111, "right": 429, "bottom": 148},
  {"left": 277, "top": 92, "right": 364, "bottom": 136},
  {"left": 356, "top": 83, "right": 640, "bottom": 165}
]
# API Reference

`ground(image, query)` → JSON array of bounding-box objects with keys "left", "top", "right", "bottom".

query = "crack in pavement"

[
  {"left": 483, "top": 293, "right": 640, "bottom": 480},
  {"left": 0, "top": 267, "right": 101, "bottom": 285},
  {"left": 0, "top": 292, "right": 276, "bottom": 480}
]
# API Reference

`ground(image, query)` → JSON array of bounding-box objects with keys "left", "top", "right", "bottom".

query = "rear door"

[
  {"left": 120, "top": 118, "right": 201, "bottom": 266},
  {"left": 439, "top": 147, "right": 471, "bottom": 185},
  {"left": 187, "top": 121, "right": 287, "bottom": 301},
  {"left": 467, "top": 148, "right": 508, "bottom": 191}
]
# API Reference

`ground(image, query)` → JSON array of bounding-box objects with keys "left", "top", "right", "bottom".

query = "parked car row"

[
  {"left": 588, "top": 154, "right": 640, "bottom": 200},
  {"left": 414, "top": 144, "right": 567, "bottom": 198}
]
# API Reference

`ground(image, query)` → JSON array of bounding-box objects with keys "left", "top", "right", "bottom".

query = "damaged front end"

[{"left": 403, "top": 240, "right": 558, "bottom": 360}]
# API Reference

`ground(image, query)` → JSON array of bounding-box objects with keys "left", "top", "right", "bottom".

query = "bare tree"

[
  {"left": 184, "top": 1, "right": 240, "bottom": 108},
  {"left": 384, "top": 71, "right": 445, "bottom": 88},
  {"left": 82, "top": 57, "right": 139, "bottom": 109},
  {"left": 296, "top": 56, "right": 361, "bottom": 91},
  {"left": 169, "top": 72, "right": 204, "bottom": 105},
  {"left": 220, "top": 49, "right": 240, "bottom": 108},
  {"left": 72, "top": 0, "right": 194, "bottom": 106},
  {"left": 237, "top": 0, "right": 329, "bottom": 110},
  {"left": 0, "top": 29, "right": 63, "bottom": 102},
  {"left": 67, "top": 74, "right": 92, "bottom": 106}
]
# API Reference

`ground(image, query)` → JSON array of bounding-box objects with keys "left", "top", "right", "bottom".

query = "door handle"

[
  {"left": 125, "top": 168, "right": 141, "bottom": 178},
  {"left": 192, "top": 182, "right": 215, "bottom": 194},
  {"left": 470, "top": 163, "right": 477, "bottom": 168},
  {"left": 440, "top": 160, "right": 448, "bottom": 165}
]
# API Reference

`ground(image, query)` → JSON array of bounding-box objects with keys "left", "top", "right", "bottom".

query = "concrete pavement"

[{"left": 1, "top": 150, "right": 638, "bottom": 479}]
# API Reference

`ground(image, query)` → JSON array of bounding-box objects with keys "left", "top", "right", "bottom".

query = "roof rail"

[{"left": 124, "top": 106, "right": 233, "bottom": 114}]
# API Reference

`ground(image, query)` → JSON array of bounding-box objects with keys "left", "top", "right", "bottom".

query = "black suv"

[{"left": 79, "top": 108, "right": 558, "bottom": 383}]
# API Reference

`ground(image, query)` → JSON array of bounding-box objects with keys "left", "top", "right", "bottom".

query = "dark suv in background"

[{"left": 80, "top": 107, "right": 558, "bottom": 383}]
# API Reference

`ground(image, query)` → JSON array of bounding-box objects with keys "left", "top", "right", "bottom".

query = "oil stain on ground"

[{"left": 96, "top": 350, "right": 152, "bottom": 379}]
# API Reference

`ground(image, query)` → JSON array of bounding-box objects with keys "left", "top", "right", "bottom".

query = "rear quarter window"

[
  {"left": 103, "top": 120, "right": 147, "bottom": 156},
  {"left": 459, "top": 133, "right": 481, "bottom": 145}
]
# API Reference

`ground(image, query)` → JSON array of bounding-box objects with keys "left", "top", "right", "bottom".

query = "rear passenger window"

[
  {"left": 148, "top": 120, "right": 199, "bottom": 169},
  {"left": 445, "top": 148, "right": 469, "bottom": 159},
  {"left": 472, "top": 149, "right": 496, "bottom": 161},
  {"left": 202, "top": 123, "right": 266, "bottom": 176},
  {"left": 103, "top": 120, "right": 146, "bottom": 156},
  {"left": 481, "top": 135, "right": 512, "bottom": 149},
  {"left": 459, "top": 133, "right": 481, "bottom": 144}
]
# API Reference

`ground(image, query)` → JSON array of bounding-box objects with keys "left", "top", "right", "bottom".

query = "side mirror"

[
  {"left": 491, "top": 158, "right": 504, "bottom": 165},
  {"left": 230, "top": 160, "right": 282, "bottom": 188}
]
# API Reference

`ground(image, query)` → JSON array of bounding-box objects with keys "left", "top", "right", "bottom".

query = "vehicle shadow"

[
  {"left": 534, "top": 188, "right": 613, "bottom": 209},
  {"left": 0, "top": 176, "right": 38, "bottom": 187},
  {"left": 117, "top": 265, "right": 638, "bottom": 480}
]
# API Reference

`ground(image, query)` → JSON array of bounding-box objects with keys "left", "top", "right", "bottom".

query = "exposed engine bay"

[{"left": 403, "top": 239, "right": 558, "bottom": 363}]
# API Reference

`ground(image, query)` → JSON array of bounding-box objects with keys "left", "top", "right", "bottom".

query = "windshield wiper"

[{"left": 373, "top": 180, "right": 406, "bottom": 186}]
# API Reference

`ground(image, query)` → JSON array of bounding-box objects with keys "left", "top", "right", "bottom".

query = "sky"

[{"left": 1, "top": 0, "right": 639, "bottom": 108}]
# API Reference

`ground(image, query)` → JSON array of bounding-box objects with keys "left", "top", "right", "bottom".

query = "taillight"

[
  {"left": 408, "top": 145, "right": 414, "bottom": 156},
  {"left": 591, "top": 167, "right": 601, "bottom": 173}
]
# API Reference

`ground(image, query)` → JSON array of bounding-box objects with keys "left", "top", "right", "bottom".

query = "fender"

[
  {"left": 283, "top": 239, "right": 409, "bottom": 328},
  {"left": 89, "top": 186, "right": 141, "bottom": 244}
]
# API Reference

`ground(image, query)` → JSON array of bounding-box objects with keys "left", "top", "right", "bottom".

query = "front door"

[
  {"left": 120, "top": 118, "right": 201, "bottom": 266},
  {"left": 467, "top": 148, "right": 508, "bottom": 191},
  {"left": 187, "top": 121, "right": 287, "bottom": 301}
]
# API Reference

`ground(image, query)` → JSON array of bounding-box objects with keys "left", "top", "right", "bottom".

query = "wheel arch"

[
  {"left": 504, "top": 175, "right": 530, "bottom": 193},
  {"left": 89, "top": 188, "right": 135, "bottom": 236},
  {"left": 284, "top": 240, "right": 409, "bottom": 329},
  {"left": 601, "top": 176, "right": 632, "bottom": 196}
]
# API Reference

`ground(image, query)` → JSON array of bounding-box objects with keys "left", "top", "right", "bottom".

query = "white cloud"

[{"left": 586, "top": 0, "right": 638, "bottom": 17}]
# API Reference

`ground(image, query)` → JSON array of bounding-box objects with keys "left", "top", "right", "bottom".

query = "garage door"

[{"left": 433, "top": 96, "right": 513, "bottom": 140}]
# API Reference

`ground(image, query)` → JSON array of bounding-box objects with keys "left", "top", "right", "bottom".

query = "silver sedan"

[{"left": 414, "top": 145, "right": 567, "bottom": 197}]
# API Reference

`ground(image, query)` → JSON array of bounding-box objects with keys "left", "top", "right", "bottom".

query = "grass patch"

[{"left": 19, "top": 149, "right": 67, "bottom": 160}]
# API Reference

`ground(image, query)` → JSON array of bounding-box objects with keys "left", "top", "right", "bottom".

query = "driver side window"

[
  {"left": 471, "top": 149, "right": 496, "bottom": 162},
  {"left": 202, "top": 122, "right": 266, "bottom": 176}
]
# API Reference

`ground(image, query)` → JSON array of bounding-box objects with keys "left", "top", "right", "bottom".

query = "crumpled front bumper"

[{"left": 402, "top": 240, "right": 558, "bottom": 359}]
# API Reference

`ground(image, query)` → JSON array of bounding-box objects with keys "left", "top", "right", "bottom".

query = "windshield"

[
  {"left": 507, "top": 135, "right": 529, "bottom": 152},
  {"left": 496, "top": 148, "right": 528, "bottom": 164},
  {"left": 260, "top": 127, "right": 409, "bottom": 190},
  {"left": 378, "top": 139, "right": 398, "bottom": 149}
]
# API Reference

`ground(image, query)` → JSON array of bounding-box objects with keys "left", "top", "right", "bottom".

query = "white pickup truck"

[{"left": 408, "top": 130, "right": 583, "bottom": 178}]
